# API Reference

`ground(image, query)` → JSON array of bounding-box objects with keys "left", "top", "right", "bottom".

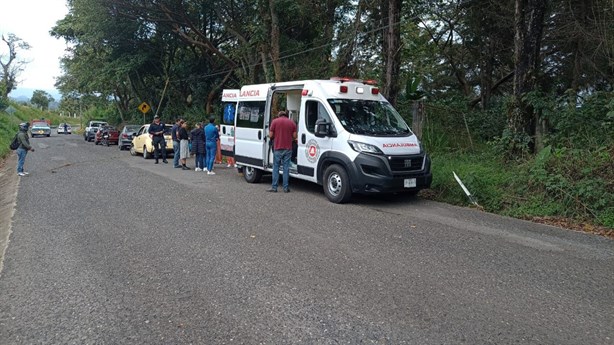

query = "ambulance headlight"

[{"left": 348, "top": 140, "right": 383, "bottom": 155}]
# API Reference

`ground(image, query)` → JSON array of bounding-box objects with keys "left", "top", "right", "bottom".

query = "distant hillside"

[
  {"left": 8, "top": 88, "right": 61, "bottom": 110},
  {"left": 9, "top": 88, "right": 62, "bottom": 102}
]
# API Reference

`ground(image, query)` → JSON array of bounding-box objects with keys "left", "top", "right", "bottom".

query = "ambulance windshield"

[{"left": 327, "top": 99, "right": 412, "bottom": 136}]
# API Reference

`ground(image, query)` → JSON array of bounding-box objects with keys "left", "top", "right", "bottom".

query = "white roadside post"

[{"left": 453, "top": 171, "right": 479, "bottom": 207}]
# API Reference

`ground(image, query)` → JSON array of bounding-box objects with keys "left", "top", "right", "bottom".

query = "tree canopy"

[
  {"left": 51, "top": 0, "right": 613, "bottom": 154},
  {"left": 30, "top": 90, "right": 55, "bottom": 111}
]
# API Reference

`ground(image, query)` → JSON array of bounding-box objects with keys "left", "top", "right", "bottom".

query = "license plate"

[{"left": 404, "top": 178, "right": 416, "bottom": 188}]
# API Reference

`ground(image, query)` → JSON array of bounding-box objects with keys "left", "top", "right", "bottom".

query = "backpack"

[{"left": 9, "top": 134, "right": 20, "bottom": 150}]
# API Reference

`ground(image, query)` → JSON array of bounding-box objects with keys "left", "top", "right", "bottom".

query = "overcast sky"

[{"left": 0, "top": 0, "right": 69, "bottom": 97}]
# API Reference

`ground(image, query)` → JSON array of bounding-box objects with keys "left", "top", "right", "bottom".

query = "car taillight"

[{"left": 122, "top": 133, "right": 128, "bottom": 138}]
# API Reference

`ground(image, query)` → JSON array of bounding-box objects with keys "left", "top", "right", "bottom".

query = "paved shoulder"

[{"left": 0, "top": 154, "right": 19, "bottom": 275}]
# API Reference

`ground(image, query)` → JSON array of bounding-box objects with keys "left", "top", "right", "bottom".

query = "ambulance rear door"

[
  {"left": 234, "top": 85, "right": 269, "bottom": 168},
  {"left": 219, "top": 89, "right": 239, "bottom": 157}
]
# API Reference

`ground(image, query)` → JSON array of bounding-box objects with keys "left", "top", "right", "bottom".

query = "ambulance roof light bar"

[{"left": 330, "top": 77, "right": 379, "bottom": 86}]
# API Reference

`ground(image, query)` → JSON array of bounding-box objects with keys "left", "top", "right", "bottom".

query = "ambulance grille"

[{"left": 388, "top": 155, "right": 424, "bottom": 173}]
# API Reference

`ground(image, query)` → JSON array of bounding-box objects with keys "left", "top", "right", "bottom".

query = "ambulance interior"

[{"left": 267, "top": 90, "right": 303, "bottom": 169}]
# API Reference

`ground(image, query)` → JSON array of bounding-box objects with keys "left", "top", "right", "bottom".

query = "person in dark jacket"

[
  {"left": 148, "top": 115, "right": 168, "bottom": 164},
  {"left": 177, "top": 121, "right": 191, "bottom": 170},
  {"left": 16, "top": 123, "right": 35, "bottom": 176},
  {"left": 190, "top": 122, "right": 206, "bottom": 171}
]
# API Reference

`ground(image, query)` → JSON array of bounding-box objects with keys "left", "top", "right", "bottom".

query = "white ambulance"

[
  {"left": 219, "top": 89, "right": 239, "bottom": 158},
  {"left": 234, "top": 78, "right": 432, "bottom": 203}
]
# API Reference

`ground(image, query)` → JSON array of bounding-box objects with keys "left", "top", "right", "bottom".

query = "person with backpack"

[{"left": 14, "top": 123, "right": 35, "bottom": 176}]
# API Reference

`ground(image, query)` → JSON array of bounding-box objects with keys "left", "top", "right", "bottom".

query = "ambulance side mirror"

[{"left": 314, "top": 120, "right": 331, "bottom": 138}]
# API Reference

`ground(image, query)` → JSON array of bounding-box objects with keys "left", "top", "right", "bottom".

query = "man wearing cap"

[
  {"left": 267, "top": 110, "right": 297, "bottom": 193},
  {"left": 148, "top": 115, "right": 168, "bottom": 164},
  {"left": 16, "top": 123, "right": 35, "bottom": 176}
]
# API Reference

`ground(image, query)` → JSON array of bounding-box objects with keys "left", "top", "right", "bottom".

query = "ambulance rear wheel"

[
  {"left": 243, "top": 166, "right": 262, "bottom": 183},
  {"left": 323, "top": 164, "right": 352, "bottom": 204}
]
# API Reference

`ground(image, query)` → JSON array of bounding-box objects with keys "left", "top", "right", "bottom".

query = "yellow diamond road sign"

[{"left": 138, "top": 102, "right": 151, "bottom": 114}]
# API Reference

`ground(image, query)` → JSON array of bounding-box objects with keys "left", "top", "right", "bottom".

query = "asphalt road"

[{"left": 0, "top": 133, "right": 612, "bottom": 344}]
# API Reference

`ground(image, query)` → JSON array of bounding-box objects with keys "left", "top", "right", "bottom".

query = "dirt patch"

[
  {"left": 527, "top": 216, "right": 614, "bottom": 239},
  {"left": 0, "top": 153, "right": 19, "bottom": 275}
]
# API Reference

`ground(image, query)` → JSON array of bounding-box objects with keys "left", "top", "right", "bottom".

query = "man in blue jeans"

[
  {"left": 16, "top": 123, "right": 35, "bottom": 176},
  {"left": 267, "top": 111, "right": 297, "bottom": 193},
  {"left": 171, "top": 118, "right": 183, "bottom": 168},
  {"left": 204, "top": 116, "right": 219, "bottom": 175}
]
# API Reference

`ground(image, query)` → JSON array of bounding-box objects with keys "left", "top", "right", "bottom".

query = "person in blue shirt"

[
  {"left": 204, "top": 116, "right": 219, "bottom": 175},
  {"left": 148, "top": 115, "right": 168, "bottom": 164}
]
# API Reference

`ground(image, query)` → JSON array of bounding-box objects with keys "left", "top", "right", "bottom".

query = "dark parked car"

[
  {"left": 118, "top": 125, "right": 140, "bottom": 150},
  {"left": 94, "top": 125, "right": 119, "bottom": 146}
]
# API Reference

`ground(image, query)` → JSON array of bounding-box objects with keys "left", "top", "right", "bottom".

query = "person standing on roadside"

[
  {"left": 267, "top": 110, "right": 297, "bottom": 193},
  {"left": 171, "top": 118, "right": 182, "bottom": 168},
  {"left": 16, "top": 122, "right": 35, "bottom": 176},
  {"left": 190, "top": 122, "right": 206, "bottom": 171},
  {"left": 204, "top": 116, "right": 219, "bottom": 175},
  {"left": 178, "top": 120, "right": 191, "bottom": 170},
  {"left": 148, "top": 115, "right": 168, "bottom": 164}
]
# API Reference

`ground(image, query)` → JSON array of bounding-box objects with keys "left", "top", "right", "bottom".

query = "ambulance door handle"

[
  {"left": 258, "top": 130, "right": 262, "bottom": 140},
  {"left": 301, "top": 133, "right": 306, "bottom": 144}
]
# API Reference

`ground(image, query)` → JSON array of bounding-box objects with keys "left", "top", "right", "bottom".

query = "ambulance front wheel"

[
  {"left": 243, "top": 166, "right": 263, "bottom": 183},
  {"left": 323, "top": 164, "right": 352, "bottom": 204}
]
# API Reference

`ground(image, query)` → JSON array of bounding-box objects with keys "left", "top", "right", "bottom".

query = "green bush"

[
  {"left": 528, "top": 146, "right": 614, "bottom": 227},
  {"left": 430, "top": 150, "right": 528, "bottom": 213},
  {"left": 425, "top": 90, "right": 614, "bottom": 229}
]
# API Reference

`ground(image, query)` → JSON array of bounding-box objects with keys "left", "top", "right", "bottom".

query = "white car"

[{"left": 57, "top": 123, "right": 72, "bottom": 134}]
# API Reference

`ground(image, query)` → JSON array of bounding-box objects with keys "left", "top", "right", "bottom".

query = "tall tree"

[
  {"left": 509, "top": 0, "right": 548, "bottom": 153},
  {"left": 381, "top": 0, "right": 402, "bottom": 106},
  {"left": 30, "top": 90, "right": 55, "bottom": 110},
  {"left": 0, "top": 34, "right": 31, "bottom": 98}
]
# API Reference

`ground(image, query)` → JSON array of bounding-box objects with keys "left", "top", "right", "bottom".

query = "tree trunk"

[
  {"left": 269, "top": 0, "right": 282, "bottom": 82},
  {"left": 205, "top": 70, "right": 234, "bottom": 114},
  {"left": 381, "top": 0, "right": 402, "bottom": 106},
  {"left": 509, "top": 0, "right": 547, "bottom": 153},
  {"left": 336, "top": 0, "right": 364, "bottom": 77},
  {"left": 411, "top": 101, "right": 424, "bottom": 139},
  {"left": 479, "top": 38, "right": 494, "bottom": 109}
]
